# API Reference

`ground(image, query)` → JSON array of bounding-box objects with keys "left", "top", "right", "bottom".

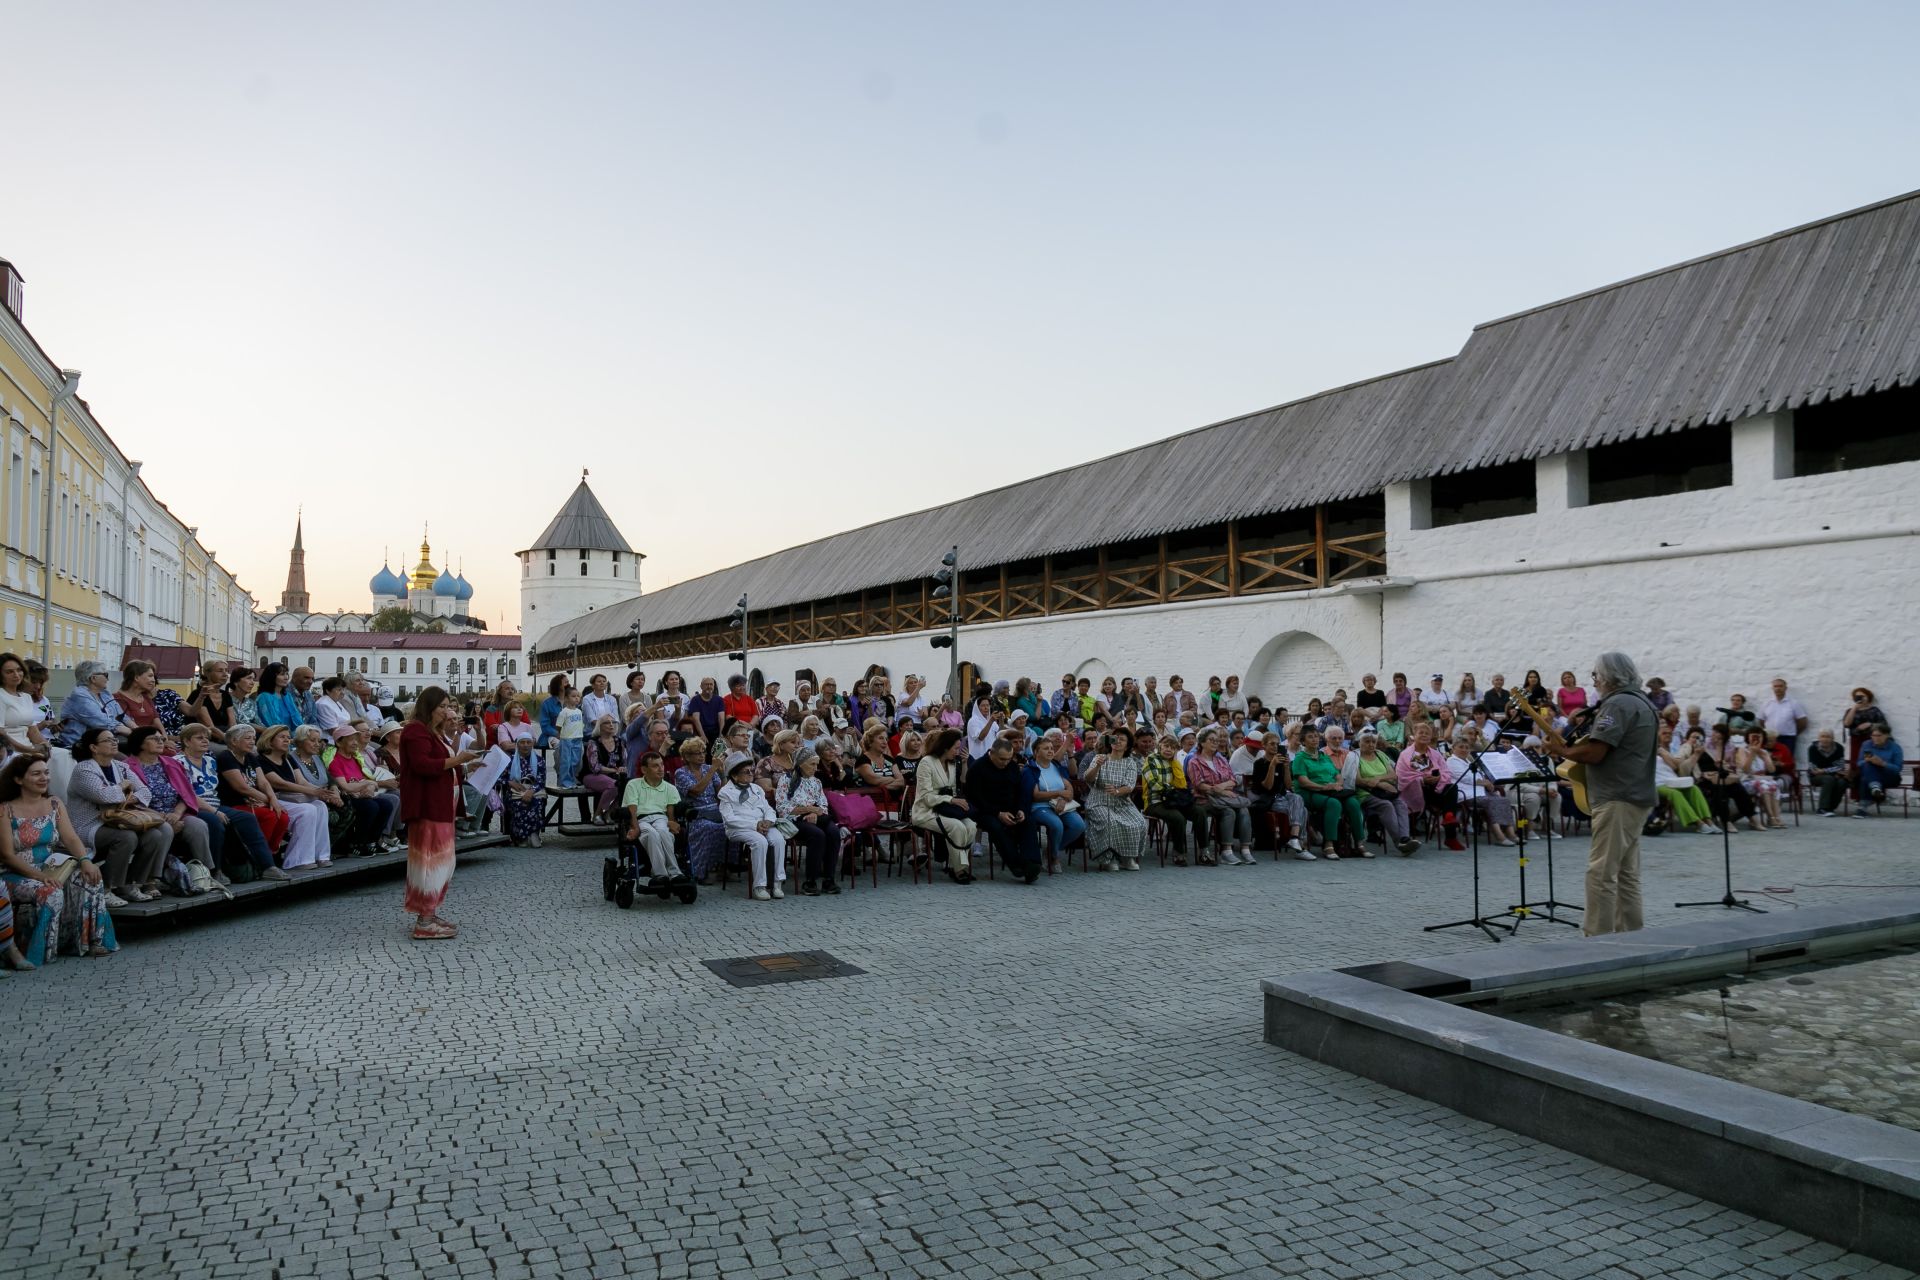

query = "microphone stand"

[
  {"left": 1424, "top": 732, "right": 1506, "bottom": 943},
  {"left": 1675, "top": 734, "right": 1764, "bottom": 914},
  {"left": 1484, "top": 723, "right": 1582, "bottom": 932}
]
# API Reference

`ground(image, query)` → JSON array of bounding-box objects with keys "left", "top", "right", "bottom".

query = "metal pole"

[
  {"left": 741, "top": 599, "right": 750, "bottom": 683},
  {"left": 947, "top": 547, "right": 960, "bottom": 699},
  {"left": 38, "top": 379, "right": 76, "bottom": 666}
]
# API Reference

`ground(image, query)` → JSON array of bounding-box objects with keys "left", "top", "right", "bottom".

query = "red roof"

[
  {"left": 124, "top": 643, "right": 202, "bottom": 680},
  {"left": 255, "top": 630, "right": 522, "bottom": 650}
]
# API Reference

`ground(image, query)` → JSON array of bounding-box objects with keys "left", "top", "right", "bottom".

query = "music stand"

[
  {"left": 1483, "top": 730, "right": 1583, "bottom": 932},
  {"left": 1424, "top": 732, "right": 1508, "bottom": 943}
]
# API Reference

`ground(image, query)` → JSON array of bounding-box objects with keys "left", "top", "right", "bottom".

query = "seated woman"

[
  {"left": 0, "top": 754, "right": 115, "bottom": 962},
  {"left": 966, "top": 730, "right": 1041, "bottom": 882},
  {"left": 126, "top": 725, "right": 224, "bottom": 876},
  {"left": 65, "top": 725, "right": 175, "bottom": 903},
  {"left": 1735, "top": 728, "right": 1787, "bottom": 829},
  {"left": 257, "top": 724, "right": 335, "bottom": 871},
  {"left": 1686, "top": 724, "right": 1759, "bottom": 832},
  {"left": 254, "top": 662, "right": 304, "bottom": 729},
  {"left": 1394, "top": 722, "right": 1460, "bottom": 849},
  {"left": 672, "top": 736, "right": 728, "bottom": 883},
  {"left": 0, "top": 650, "right": 50, "bottom": 760},
  {"left": 1293, "top": 726, "right": 1364, "bottom": 859},
  {"left": 215, "top": 724, "right": 294, "bottom": 871},
  {"left": 1187, "top": 728, "right": 1253, "bottom": 866},
  {"left": 853, "top": 722, "right": 907, "bottom": 812},
  {"left": 580, "top": 716, "right": 628, "bottom": 821},
  {"left": 305, "top": 724, "right": 384, "bottom": 857},
  {"left": 1443, "top": 731, "right": 1518, "bottom": 846},
  {"left": 497, "top": 736, "right": 548, "bottom": 848},
  {"left": 56, "top": 660, "right": 133, "bottom": 752},
  {"left": 1249, "top": 732, "right": 1308, "bottom": 858},
  {"left": 1354, "top": 731, "right": 1422, "bottom": 855},
  {"left": 174, "top": 723, "right": 273, "bottom": 883},
  {"left": 755, "top": 728, "right": 801, "bottom": 803},
  {"left": 1082, "top": 729, "right": 1148, "bottom": 874},
  {"left": 1142, "top": 734, "right": 1199, "bottom": 865},
  {"left": 910, "top": 728, "right": 975, "bottom": 884},
  {"left": 777, "top": 748, "right": 841, "bottom": 895},
  {"left": 1807, "top": 730, "right": 1850, "bottom": 817},
  {"left": 896, "top": 729, "right": 926, "bottom": 790},
  {"left": 1023, "top": 733, "right": 1085, "bottom": 873},
  {"left": 188, "top": 659, "right": 236, "bottom": 746},
  {"left": 1655, "top": 737, "right": 1716, "bottom": 834},
  {"left": 812, "top": 739, "right": 850, "bottom": 791}
]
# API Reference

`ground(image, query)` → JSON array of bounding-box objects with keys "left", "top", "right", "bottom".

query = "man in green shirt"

[{"left": 621, "top": 751, "right": 687, "bottom": 882}]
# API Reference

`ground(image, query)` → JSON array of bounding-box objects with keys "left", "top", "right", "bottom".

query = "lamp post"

[
  {"left": 929, "top": 546, "right": 959, "bottom": 700},
  {"left": 38, "top": 368, "right": 81, "bottom": 666},
  {"left": 727, "top": 594, "right": 749, "bottom": 683},
  {"left": 114, "top": 459, "right": 142, "bottom": 666},
  {"left": 627, "top": 619, "right": 644, "bottom": 671}
]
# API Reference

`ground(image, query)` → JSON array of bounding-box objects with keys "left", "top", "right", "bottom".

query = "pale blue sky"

[{"left": 7, "top": 1, "right": 1917, "bottom": 626}]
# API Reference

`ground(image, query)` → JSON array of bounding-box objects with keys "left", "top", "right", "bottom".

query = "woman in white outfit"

[{"left": 718, "top": 751, "right": 787, "bottom": 900}]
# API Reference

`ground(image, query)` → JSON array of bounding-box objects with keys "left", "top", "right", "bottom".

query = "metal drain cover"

[{"left": 704, "top": 950, "right": 866, "bottom": 988}]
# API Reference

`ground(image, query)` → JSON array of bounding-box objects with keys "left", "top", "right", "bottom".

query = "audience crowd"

[{"left": 0, "top": 648, "right": 1906, "bottom": 960}]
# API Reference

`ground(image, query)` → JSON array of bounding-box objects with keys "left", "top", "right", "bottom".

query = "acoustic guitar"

[{"left": 1511, "top": 693, "right": 1591, "bottom": 816}]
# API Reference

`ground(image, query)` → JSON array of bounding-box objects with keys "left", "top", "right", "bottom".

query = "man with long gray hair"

[{"left": 1544, "top": 651, "right": 1658, "bottom": 936}]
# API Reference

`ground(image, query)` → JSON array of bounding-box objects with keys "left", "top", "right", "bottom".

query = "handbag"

[
  {"left": 827, "top": 790, "right": 880, "bottom": 833},
  {"left": 1162, "top": 787, "right": 1195, "bottom": 811},
  {"left": 772, "top": 818, "right": 800, "bottom": 837},
  {"left": 100, "top": 804, "right": 166, "bottom": 833}
]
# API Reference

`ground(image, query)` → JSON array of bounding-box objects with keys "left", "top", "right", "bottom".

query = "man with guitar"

[{"left": 1536, "top": 651, "right": 1659, "bottom": 937}]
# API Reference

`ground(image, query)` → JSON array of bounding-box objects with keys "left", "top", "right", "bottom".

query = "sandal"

[{"left": 411, "top": 920, "right": 457, "bottom": 940}]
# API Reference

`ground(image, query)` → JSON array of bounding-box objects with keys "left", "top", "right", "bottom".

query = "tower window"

[{"left": 580, "top": 562, "right": 588, "bottom": 576}]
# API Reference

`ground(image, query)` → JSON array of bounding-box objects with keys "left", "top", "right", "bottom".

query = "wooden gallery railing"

[{"left": 536, "top": 510, "right": 1386, "bottom": 673}]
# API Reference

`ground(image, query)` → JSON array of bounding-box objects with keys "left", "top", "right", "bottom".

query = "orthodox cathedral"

[{"left": 255, "top": 518, "right": 487, "bottom": 635}]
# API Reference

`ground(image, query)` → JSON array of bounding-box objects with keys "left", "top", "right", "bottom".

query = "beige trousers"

[{"left": 1584, "top": 800, "right": 1650, "bottom": 936}]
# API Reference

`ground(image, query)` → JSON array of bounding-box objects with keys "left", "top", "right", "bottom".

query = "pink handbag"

[{"left": 827, "top": 790, "right": 880, "bottom": 832}]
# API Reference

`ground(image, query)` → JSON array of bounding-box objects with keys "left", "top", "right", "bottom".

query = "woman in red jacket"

[{"left": 399, "top": 687, "right": 481, "bottom": 940}]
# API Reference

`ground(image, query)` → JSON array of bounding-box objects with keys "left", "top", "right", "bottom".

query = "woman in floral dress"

[
  {"left": 0, "top": 755, "right": 116, "bottom": 963},
  {"left": 672, "top": 737, "right": 728, "bottom": 883}
]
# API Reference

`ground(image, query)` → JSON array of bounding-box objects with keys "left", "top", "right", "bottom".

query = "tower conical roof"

[{"left": 520, "top": 475, "right": 633, "bottom": 554}]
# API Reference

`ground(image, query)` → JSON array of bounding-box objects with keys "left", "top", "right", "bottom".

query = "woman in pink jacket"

[{"left": 1393, "top": 722, "right": 1463, "bottom": 850}]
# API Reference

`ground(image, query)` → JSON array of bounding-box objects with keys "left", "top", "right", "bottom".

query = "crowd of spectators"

[
  {"left": 435, "top": 664, "right": 1906, "bottom": 900},
  {"left": 0, "top": 648, "right": 1906, "bottom": 957}
]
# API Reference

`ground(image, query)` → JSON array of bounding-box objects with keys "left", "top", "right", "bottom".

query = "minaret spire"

[{"left": 279, "top": 512, "right": 310, "bottom": 612}]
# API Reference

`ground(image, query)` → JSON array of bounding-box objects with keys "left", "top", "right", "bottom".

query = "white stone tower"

[{"left": 518, "top": 471, "right": 641, "bottom": 659}]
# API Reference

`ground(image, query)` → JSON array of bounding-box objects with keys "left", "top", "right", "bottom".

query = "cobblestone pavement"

[{"left": 7, "top": 814, "right": 1917, "bottom": 1280}]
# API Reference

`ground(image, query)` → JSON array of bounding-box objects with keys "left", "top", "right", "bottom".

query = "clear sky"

[{"left": 7, "top": 1, "right": 1917, "bottom": 630}]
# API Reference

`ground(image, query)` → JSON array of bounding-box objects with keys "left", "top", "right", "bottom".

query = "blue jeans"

[
  {"left": 555, "top": 739, "right": 584, "bottom": 789},
  {"left": 1027, "top": 803, "right": 1086, "bottom": 859},
  {"left": 1857, "top": 761, "right": 1901, "bottom": 806},
  {"left": 200, "top": 805, "right": 273, "bottom": 872}
]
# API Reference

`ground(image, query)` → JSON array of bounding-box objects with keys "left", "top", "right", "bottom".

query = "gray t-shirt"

[{"left": 1583, "top": 690, "right": 1658, "bottom": 809}]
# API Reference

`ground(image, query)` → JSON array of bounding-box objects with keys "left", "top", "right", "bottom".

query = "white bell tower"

[{"left": 518, "top": 470, "right": 641, "bottom": 660}]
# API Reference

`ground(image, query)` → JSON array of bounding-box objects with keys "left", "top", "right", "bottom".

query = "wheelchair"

[{"left": 603, "top": 802, "right": 699, "bottom": 908}]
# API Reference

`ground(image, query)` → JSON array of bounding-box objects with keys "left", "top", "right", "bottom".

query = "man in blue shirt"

[
  {"left": 1855, "top": 724, "right": 1906, "bottom": 817},
  {"left": 290, "top": 666, "right": 319, "bottom": 727}
]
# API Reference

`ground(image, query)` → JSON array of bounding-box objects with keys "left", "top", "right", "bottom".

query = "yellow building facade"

[{"left": 0, "top": 257, "right": 253, "bottom": 675}]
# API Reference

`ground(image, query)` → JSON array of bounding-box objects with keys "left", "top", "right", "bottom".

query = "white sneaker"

[
  {"left": 1293, "top": 849, "right": 1317, "bottom": 861},
  {"left": 752, "top": 887, "right": 772, "bottom": 901},
  {"left": 530, "top": 833, "right": 544, "bottom": 848},
  {"left": 1357, "top": 849, "right": 1376, "bottom": 858},
  {"left": 1323, "top": 850, "right": 1341, "bottom": 861},
  {"left": 1220, "top": 849, "right": 1244, "bottom": 866},
  {"left": 770, "top": 882, "right": 785, "bottom": 899},
  {"left": 1122, "top": 857, "right": 1140, "bottom": 871},
  {"left": 1234, "top": 849, "right": 1255, "bottom": 865},
  {"left": 1286, "top": 837, "right": 1303, "bottom": 852}
]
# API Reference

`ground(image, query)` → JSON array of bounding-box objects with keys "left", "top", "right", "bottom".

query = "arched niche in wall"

[
  {"left": 1243, "top": 630, "right": 1349, "bottom": 711},
  {"left": 1074, "top": 657, "right": 1112, "bottom": 687}
]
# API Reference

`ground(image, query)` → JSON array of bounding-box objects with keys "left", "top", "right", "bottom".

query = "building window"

[
  {"left": 336, "top": 657, "right": 345, "bottom": 673},
  {"left": 579, "top": 561, "right": 588, "bottom": 576},
  {"left": 509, "top": 659, "right": 518, "bottom": 674},
  {"left": 1430, "top": 460, "right": 1536, "bottom": 527},
  {"left": 431, "top": 658, "right": 440, "bottom": 674},
  {"left": 381, "top": 657, "right": 389, "bottom": 673},
  {"left": 415, "top": 658, "right": 425, "bottom": 673},
  {"left": 1794, "top": 385, "right": 1920, "bottom": 476},
  {"left": 1584, "top": 425, "right": 1731, "bottom": 505},
  {"left": 307, "top": 656, "right": 317, "bottom": 670}
]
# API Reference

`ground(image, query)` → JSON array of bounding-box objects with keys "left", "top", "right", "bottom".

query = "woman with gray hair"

[
  {"left": 56, "top": 661, "right": 133, "bottom": 750},
  {"left": 1443, "top": 730, "right": 1518, "bottom": 846}
]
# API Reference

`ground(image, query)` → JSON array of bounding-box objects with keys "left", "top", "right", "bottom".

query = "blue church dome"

[
  {"left": 369, "top": 564, "right": 406, "bottom": 597},
  {"left": 453, "top": 573, "right": 474, "bottom": 601},
  {"left": 432, "top": 567, "right": 459, "bottom": 597}
]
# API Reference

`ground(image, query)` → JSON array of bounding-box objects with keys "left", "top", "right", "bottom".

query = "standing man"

[
  {"left": 289, "top": 666, "right": 319, "bottom": 727},
  {"left": 1545, "top": 652, "right": 1658, "bottom": 937},
  {"left": 1759, "top": 677, "right": 1808, "bottom": 759}
]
